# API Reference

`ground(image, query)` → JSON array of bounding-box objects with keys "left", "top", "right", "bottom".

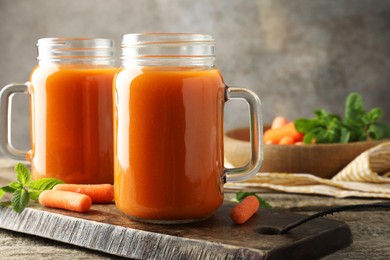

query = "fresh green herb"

[
  {"left": 12, "top": 189, "right": 30, "bottom": 213},
  {"left": 236, "top": 191, "right": 272, "bottom": 209},
  {"left": 0, "top": 163, "right": 64, "bottom": 213},
  {"left": 295, "top": 92, "right": 390, "bottom": 144}
]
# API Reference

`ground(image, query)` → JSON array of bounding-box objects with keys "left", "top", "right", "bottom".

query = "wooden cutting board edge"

[
  {"left": 0, "top": 205, "right": 266, "bottom": 259},
  {"left": 0, "top": 203, "right": 353, "bottom": 260}
]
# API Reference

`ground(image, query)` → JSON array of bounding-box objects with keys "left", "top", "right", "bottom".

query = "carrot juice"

[
  {"left": 114, "top": 67, "right": 225, "bottom": 221},
  {"left": 30, "top": 64, "right": 116, "bottom": 184}
]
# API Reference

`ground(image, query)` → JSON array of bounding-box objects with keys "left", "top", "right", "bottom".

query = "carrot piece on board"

[
  {"left": 271, "top": 116, "right": 289, "bottom": 129},
  {"left": 230, "top": 195, "right": 260, "bottom": 224},
  {"left": 264, "top": 122, "right": 303, "bottom": 144},
  {"left": 53, "top": 184, "right": 114, "bottom": 203},
  {"left": 39, "top": 190, "right": 92, "bottom": 213},
  {"left": 279, "top": 136, "right": 295, "bottom": 145}
]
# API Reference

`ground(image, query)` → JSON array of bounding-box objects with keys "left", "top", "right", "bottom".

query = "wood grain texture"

[
  {"left": 0, "top": 199, "right": 352, "bottom": 259},
  {"left": 7, "top": 159, "right": 390, "bottom": 259},
  {"left": 0, "top": 228, "right": 113, "bottom": 259}
]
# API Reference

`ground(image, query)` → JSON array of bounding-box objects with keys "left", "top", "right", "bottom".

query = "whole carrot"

[
  {"left": 53, "top": 184, "right": 114, "bottom": 203},
  {"left": 279, "top": 136, "right": 295, "bottom": 145},
  {"left": 271, "top": 116, "right": 289, "bottom": 129},
  {"left": 230, "top": 195, "right": 260, "bottom": 224},
  {"left": 39, "top": 190, "right": 92, "bottom": 213},
  {"left": 264, "top": 122, "right": 303, "bottom": 144}
]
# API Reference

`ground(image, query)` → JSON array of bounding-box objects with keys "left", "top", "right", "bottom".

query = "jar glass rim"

[
  {"left": 120, "top": 33, "right": 215, "bottom": 66},
  {"left": 37, "top": 38, "right": 114, "bottom": 48},
  {"left": 122, "top": 33, "right": 215, "bottom": 46},
  {"left": 36, "top": 37, "right": 115, "bottom": 65}
]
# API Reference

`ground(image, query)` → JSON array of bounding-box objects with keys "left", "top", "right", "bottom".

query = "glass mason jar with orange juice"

[
  {"left": 114, "top": 33, "right": 264, "bottom": 223},
  {"left": 0, "top": 38, "right": 116, "bottom": 184}
]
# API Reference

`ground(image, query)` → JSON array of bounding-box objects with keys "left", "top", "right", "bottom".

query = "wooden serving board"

[{"left": 0, "top": 200, "right": 352, "bottom": 259}]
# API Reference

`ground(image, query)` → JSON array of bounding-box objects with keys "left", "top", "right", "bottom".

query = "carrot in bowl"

[
  {"left": 230, "top": 195, "right": 260, "bottom": 224},
  {"left": 264, "top": 122, "right": 303, "bottom": 144},
  {"left": 279, "top": 136, "right": 295, "bottom": 145},
  {"left": 39, "top": 190, "right": 92, "bottom": 213},
  {"left": 271, "top": 116, "right": 289, "bottom": 129},
  {"left": 53, "top": 184, "right": 114, "bottom": 203}
]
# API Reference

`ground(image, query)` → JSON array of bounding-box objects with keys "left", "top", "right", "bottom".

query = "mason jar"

[
  {"left": 0, "top": 38, "right": 116, "bottom": 184},
  {"left": 114, "top": 33, "right": 263, "bottom": 223}
]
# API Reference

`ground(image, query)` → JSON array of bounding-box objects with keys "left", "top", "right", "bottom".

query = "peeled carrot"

[
  {"left": 39, "top": 190, "right": 92, "bottom": 213},
  {"left": 264, "top": 122, "right": 303, "bottom": 144},
  {"left": 279, "top": 136, "right": 295, "bottom": 145},
  {"left": 271, "top": 116, "right": 289, "bottom": 129},
  {"left": 230, "top": 195, "right": 260, "bottom": 224},
  {"left": 53, "top": 184, "right": 114, "bottom": 203}
]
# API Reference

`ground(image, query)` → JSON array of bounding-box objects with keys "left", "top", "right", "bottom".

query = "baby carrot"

[
  {"left": 264, "top": 122, "right": 303, "bottom": 144},
  {"left": 231, "top": 195, "right": 260, "bottom": 224},
  {"left": 39, "top": 190, "right": 92, "bottom": 213},
  {"left": 53, "top": 184, "right": 114, "bottom": 203},
  {"left": 279, "top": 136, "right": 295, "bottom": 145},
  {"left": 271, "top": 116, "right": 289, "bottom": 129}
]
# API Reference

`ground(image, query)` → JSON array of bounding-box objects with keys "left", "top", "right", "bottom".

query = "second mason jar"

[
  {"left": 114, "top": 33, "right": 263, "bottom": 223},
  {"left": 0, "top": 38, "right": 116, "bottom": 184}
]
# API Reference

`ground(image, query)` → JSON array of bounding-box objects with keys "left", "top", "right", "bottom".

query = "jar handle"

[
  {"left": 224, "top": 87, "right": 263, "bottom": 182},
  {"left": 0, "top": 83, "right": 29, "bottom": 161}
]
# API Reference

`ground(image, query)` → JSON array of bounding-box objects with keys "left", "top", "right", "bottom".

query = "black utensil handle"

[{"left": 279, "top": 201, "right": 390, "bottom": 234}]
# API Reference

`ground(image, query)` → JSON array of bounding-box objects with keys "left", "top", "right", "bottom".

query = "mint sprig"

[
  {"left": 0, "top": 163, "right": 64, "bottom": 213},
  {"left": 236, "top": 191, "right": 272, "bottom": 209},
  {"left": 295, "top": 92, "right": 390, "bottom": 144}
]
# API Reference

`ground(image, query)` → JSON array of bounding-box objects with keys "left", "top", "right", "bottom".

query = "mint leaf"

[
  {"left": 236, "top": 191, "right": 249, "bottom": 202},
  {"left": 368, "top": 124, "right": 384, "bottom": 140},
  {"left": 0, "top": 189, "right": 4, "bottom": 200},
  {"left": 367, "top": 122, "right": 390, "bottom": 140},
  {"left": 256, "top": 196, "right": 273, "bottom": 209},
  {"left": 294, "top": 119, "right": 317, "bottom": 133},
  {"left": 14, "top": 163, "right": 31, "bottom": 186},
  {"left": 29, "top": 178, "right": 64, "bottom": 191},
  {"left": 375, "top": 122, "right": 390, "bottom": 139},
  {"left": 9, "top": 182, "right": 22, "bottom": 190},
  {"left": 28, "top": 178, "right": 64, "bottom": 201},
  {"left": 345, "top": 93, "right": 366, "bottom": 126},
  {"left": 344, "top": 93, "right": 368, "bottom": 141},
  {"left": 362, "top": 108, "right": 382, "bottom": 125},
  {"left": 1, "top": 185, "right": 16, "bottom": 193},
  {"left": 236, "top": 191, "right": 272, "bottom": 209},
  {"left": 340, "top": 128, "right": 351, "bottom": 143},
  {"left": 12, "top": 189, "right": 30, "bottom": 213},
  {"left": 303, "top": 130, "right": 316, "bottom": 144},
  {"left": 29, "top": 191, "right": 41, "bottom": 201}
]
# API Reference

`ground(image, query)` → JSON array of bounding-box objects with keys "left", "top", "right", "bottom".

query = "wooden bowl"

[{"left": 225, "top": 127, "right": 386, "bottom": 179}]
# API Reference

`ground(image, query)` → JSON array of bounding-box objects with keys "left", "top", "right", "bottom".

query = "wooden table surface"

[{"left": 0, "top": 158, "right": 389, "bottom": 259}]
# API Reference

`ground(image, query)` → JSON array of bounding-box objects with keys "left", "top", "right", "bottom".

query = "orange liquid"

[
  {"left": 30, "top": 64, "right": 116, "bottom": 184},
  {"left": 114, "top": 67, "right": 225, "bottom": 221}
]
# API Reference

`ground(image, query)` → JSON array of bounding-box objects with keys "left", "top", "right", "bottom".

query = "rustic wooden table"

[{"left": 0, "top": 158, "right": 389, "bottom": 259}]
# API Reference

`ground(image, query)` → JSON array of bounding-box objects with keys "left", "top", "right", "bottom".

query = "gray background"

[{"left": 0, "top": 0, "right": 389, "bottom": 152}]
